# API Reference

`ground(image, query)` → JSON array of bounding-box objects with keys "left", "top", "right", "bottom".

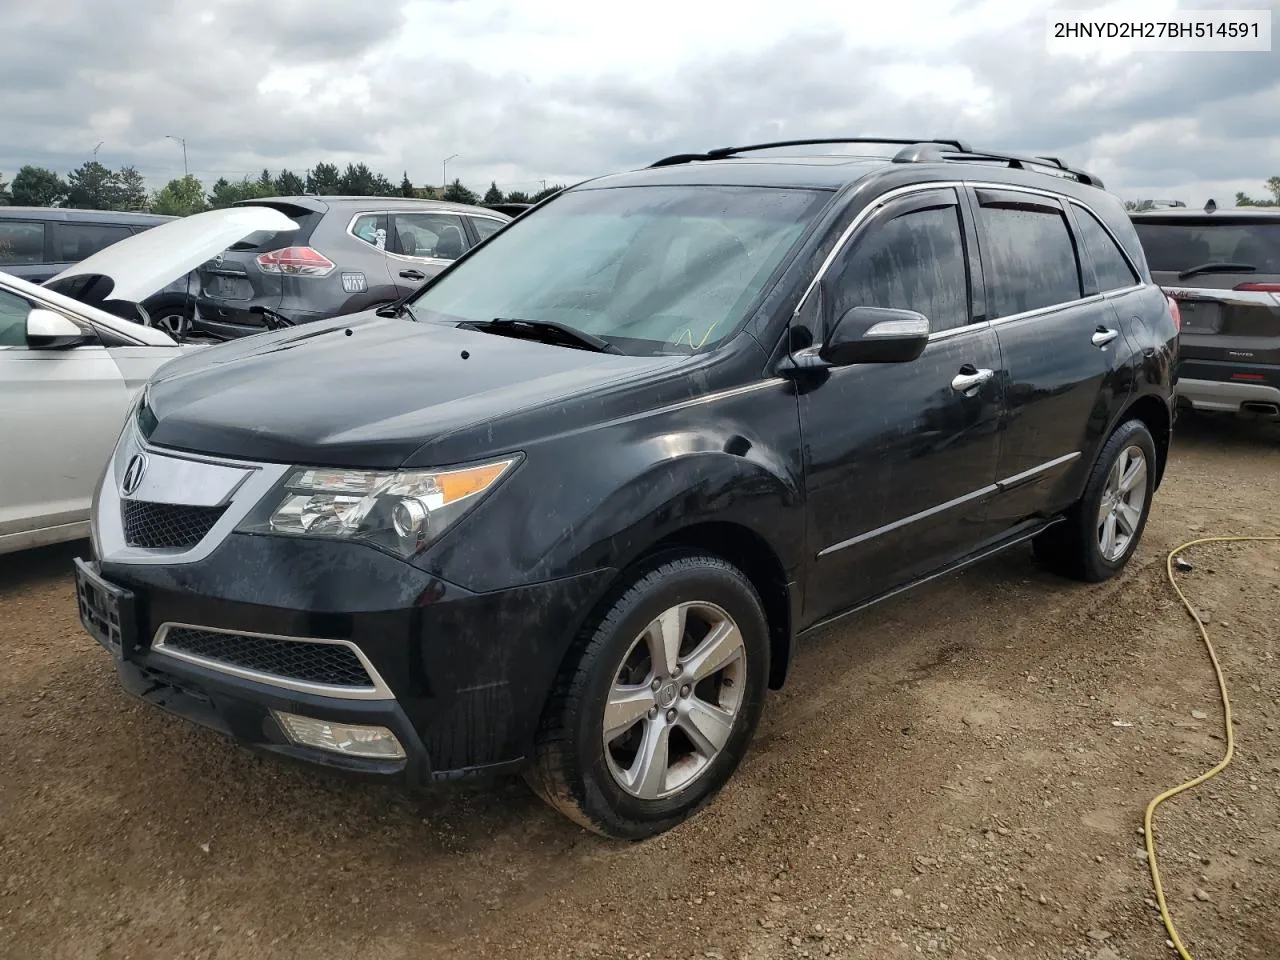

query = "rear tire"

[
  {"left": 525, "top": 552, "right": 770, "bottom": 840},
  {"left": 1033, "top": 418, "right": 1157, "bottom": 582}
]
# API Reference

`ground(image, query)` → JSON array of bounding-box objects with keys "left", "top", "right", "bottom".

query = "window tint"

[
  {"left": 1073, "top": 205, "right": 1138, "bottom": 291},
  {"left": 1132, "top": 219, "right": 1280, "bottom": 274},
  {"left": 0, "top": 220, "right": 46, "bottom": 266},
  {"left": 471, "top": 217, "right": 504, "bottom": 241},
  {"left": 978, "top": 205, "right": 1081, "bottom": 317},
  {"left": 350, "top": 213, "right": 389, "bottom": 249},
  {"left": 51, "top": 223, "right": 132, "bottom": 262},
  {"left": 832, "top": 204, "right": 970, "bottom": 332},
  {"left": 0, "top": 288, "right": 32, "bottom": 346},
  {"left": 394, "top": 213, "right": 469, "bottom": 260}
]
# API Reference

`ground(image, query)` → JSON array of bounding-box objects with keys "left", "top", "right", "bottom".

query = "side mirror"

[
  {"left": 819, "top": 306, "right": 931, "bottom": 366},
  {"left": 27, "top": 308, "right": 91, "bottom": 350}
]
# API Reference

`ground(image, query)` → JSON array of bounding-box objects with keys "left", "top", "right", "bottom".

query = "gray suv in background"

[
  {"left": 194, "top": 196, "right": 511, "bottom": 338},
  {"left": 1131, "top": 208, "right": 1280, "bottom": 419}
]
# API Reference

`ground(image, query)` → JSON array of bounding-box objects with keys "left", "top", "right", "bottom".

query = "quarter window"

[
  {"left": 0, "top": 288, "right": 32, "bottom": 346},
  {"left": 0, "top": 220, "right": 46, "bottom": 266},
  {"left": 977, "top": 204, "right": 1082, "bottom": 317},
  {"left": 831, "top": 204, "right": 971, "bottom": 333},
  {"left": 1073, "top": 205, "right": 1139, "bottom": 292},
  {"left": 50, "top": 223, "right": 132, "bottom": 262},
  {"left": 470, "top": 217, "right": 504, "bottom": 241},
  {"left": 351, "top": 213, "right": 389, "bottom": 249}
]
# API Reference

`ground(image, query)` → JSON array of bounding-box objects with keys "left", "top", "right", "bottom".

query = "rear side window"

[
  {"left": 1072, "top": 205, "right": 1139, "bottom": 292},
  {"left": 0, "top": 287, "right": 32, "bottom": 346},
  {"left": 1132, "top": 219, "right": 1280, "bottom": 274},
  {"left": 832, "top": 205, "right": 970, "bottom": 332},
  {"left": 977, "top": 204, "right": 1081, "bottom": 317},
  {"left": 350, "top": 213, "right": 389, "bottom": 249},
  {"left": 393, "top": 213, "right": 469, "bottom": 260},
  {"left": 0, "top": 220, "right": 46, "bottom": 266},
  {"left": 51, "top": 223, "right": 132, "bottom": 262}
]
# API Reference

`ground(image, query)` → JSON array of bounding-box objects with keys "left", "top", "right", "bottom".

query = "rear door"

[
  {"left": 970, "top": 186, "right": 1134, "bottom": 528},
  {"left": 386, "top": 211, "right": 471, "bottom": 297},
  {"left": 1131, "top": 215, "right": 1280, "bottom": 396},
  {"left": 465, "top": 214, "right": 507, "bottom": 245}
]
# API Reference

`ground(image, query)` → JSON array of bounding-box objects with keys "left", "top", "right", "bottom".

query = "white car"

[{"left": 0, "top": 206, "right": 298, "bottom": 555}]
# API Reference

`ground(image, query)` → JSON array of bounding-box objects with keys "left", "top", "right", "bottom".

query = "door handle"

[
  {"left": 1091, "top": 327, "right": 1119, "bottom": 347},
  {"left": 951, "top": 367, "right": 994, "bottom": 394},
  {"left": 399, "top": 269, "right": 427, "bottom": 281}
]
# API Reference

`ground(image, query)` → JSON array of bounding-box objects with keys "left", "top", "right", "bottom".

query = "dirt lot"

[{"left": 1, "top": 414, "right": 1277, "bottom": 960}]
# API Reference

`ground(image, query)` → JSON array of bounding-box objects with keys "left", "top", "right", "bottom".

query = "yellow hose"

[{"left": 1147, "top": 535, "right": 1280, "bottom": 959}]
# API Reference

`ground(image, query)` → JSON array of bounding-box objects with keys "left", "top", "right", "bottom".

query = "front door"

[{"left": 799, "top": 187, "right": 1005, "bottom": 624}]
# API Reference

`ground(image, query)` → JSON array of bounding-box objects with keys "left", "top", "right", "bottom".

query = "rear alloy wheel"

[
  {"left": 526, "top": 553, "right": 769, "bottom": 839},
  {"left": 1033, "top": 418, "right": 1158, "bottom": 582}
]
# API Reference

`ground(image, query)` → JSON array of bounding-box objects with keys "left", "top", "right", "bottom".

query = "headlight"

[{"left": 238, "top": 457, "right": 518, "bottom": 558}]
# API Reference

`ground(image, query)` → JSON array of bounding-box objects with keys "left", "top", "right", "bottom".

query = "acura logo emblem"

[{"left": 121, "top": 454, "right": 148, "bottom": 497}]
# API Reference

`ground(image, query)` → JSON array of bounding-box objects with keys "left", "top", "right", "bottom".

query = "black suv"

[
  {"left": 1131, "top": 207, "right": 1280, "bottom": 419},
  {"left": 74, "top": 138, "right": 1178, "bottom": 839}
]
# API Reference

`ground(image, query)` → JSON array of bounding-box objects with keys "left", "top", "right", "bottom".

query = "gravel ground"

[{"left": 1, "top": 413, "right": 1277, "bottom": 960}]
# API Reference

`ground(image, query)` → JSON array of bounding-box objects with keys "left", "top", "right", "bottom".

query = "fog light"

[{"left": 272, "top": 711, "right": 406, "bottom": 760}]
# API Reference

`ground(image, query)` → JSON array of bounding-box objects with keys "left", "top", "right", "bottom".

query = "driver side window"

[
  {"left": 830, "top": 203, "right": 971, "bottom": 334},
  {"left": 0, "top": 288, "right": 32, "bottom": 347}
]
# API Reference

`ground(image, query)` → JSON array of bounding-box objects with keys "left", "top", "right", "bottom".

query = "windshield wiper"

[
  {"left": 1176, "top": 261, "right": 1257, "bottom": 280},
  {"left": 459, "top": 318, "right": 622, "bottom": 354}
]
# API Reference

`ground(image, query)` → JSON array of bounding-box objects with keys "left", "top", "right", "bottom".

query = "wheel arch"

[{"left": 1113, "top": 391, "right": 1172, "bottom": 488}]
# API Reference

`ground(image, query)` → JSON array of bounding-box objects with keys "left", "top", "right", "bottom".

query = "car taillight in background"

[
  {"left": 1233, "top": 281, "right": 1280, "bottom": 305},
  {"left": 1166, "top": 295, "right": 1181, "bottom": 331},
  {"left": 255, "top": 247, "right": 336, "bottom": 277}
]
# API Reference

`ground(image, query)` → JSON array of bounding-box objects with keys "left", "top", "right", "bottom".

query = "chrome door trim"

[{"left": 995, "top": 451, "right": 1081, "bottom": 492}]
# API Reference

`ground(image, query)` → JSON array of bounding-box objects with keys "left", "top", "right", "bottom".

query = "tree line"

[
  {"left": 1124, "top": 176, "right": 1279, "bottom": 211},
  {"left": 0, "top": 160, "right": 565, "bottom": 216}
]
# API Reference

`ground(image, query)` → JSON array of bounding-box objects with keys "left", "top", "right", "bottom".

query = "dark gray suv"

[{"left": 194, "top": 196, "right": 511, "bottom": 338}]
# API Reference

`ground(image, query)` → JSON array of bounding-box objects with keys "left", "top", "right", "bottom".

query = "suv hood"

[
  {"left": 45, "top": 206, "right": 298, "bottom": 305},
  {"left": 142, "top": 313, "right": 684, "bottom": 468}
]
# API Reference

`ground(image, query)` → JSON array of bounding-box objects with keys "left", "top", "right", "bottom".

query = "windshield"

[
  {"left": 1133, "top": 219, "right": 1280, "bottom": 274},
  {"left": 409, "top": 185, "right": 830, "bottom": 355}
]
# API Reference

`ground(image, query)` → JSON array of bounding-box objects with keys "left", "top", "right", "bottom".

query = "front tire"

[
  {"left": 525, "top": 553, "right": 770, "bottom": 840},
  {"left": 1033, "top": 418, "right": 1158, "bottom": 582}
]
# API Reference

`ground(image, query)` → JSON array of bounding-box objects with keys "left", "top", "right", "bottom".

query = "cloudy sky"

[{"left": 3, "top": 0, "right": 1277, "bottom": 205}]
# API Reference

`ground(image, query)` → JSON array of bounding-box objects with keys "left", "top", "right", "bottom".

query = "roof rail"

[
  {"left": 890, "top": 143, "right": 1105, "bottom": 189},
  {"left": 649, "top": 138, "right": 973, "bottom": 168}
]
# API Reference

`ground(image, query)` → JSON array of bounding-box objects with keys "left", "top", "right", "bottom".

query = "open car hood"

[{"left": 44, "top": 206, "right": 297, "bottom": 305}]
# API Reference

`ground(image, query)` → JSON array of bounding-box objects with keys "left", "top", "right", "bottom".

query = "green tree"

[
  {"left": 530, "top": 184, "right": 564, "bottom": 204},
  {"left": 257, "top": 168, "right": 273, "bottom": 191},
  {"left": 0, "top": 174, "right": 8, "bottom": 206},
  {"left": 338, "top": 162, "right": 382, "bottom": 195},
  {"left": 400, "top": 171, "right": 414, "bottom": 197},
  {"left": 108, "top": 165, "right": 149, "bottom": 211},
  {"left": 413, "top": 185, "right": 439, "bottom": 200},
  {"left": 10, "top": 165, "right": 68, "bottom": 207},
  {"left": 274, "top": 169, "right": 305, "bottom": 195},
  {"left": 1236, "top": 176, "right": 1280, "bottom": 207},
  {"left": 66, "top": 161, "right": 116, "bottom": 209},
  {"left": 483, "top": 180, "right": 504, "bottom": 204},
  {"left": 306, "top": 162, "right": 341, "bottom": 195},
  {"left": 150, "top": 175, "right": 208, "bottom": 216},
  {"left": 207, "top": 176, "right": 273, "bottom": 209},
  {"left": 504, "top": 190, "right": 530, "bottom": 204},
  {"left": 442, "top": 178, "right": 478, "bottom": 204}
]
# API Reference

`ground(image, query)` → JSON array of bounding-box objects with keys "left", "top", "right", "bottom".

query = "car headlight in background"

[{"left": 238, "top": 457, "right": 518, "bottom": 558}]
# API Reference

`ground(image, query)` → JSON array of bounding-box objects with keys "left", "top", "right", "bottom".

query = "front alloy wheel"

[
  {"left": 526, "top": 553, "right": 769, "bottom": 839},
  {"left": 603, "top": 601, "right": 747, "bottom": 799}
]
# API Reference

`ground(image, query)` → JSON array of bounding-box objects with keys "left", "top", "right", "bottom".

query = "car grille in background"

[
  {"left": 122, "top": 501, "right": 227, "bottom": 550},
  {"left": 159, "top": 628, "right": 374, "bottom": 689}
]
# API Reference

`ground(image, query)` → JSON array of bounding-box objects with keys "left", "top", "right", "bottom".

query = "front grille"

[
  {"left": 160, "top": 628, "right": 374, "bottom": 689},
  {"left": 122, "top": 500, "right": 226, "bottom": 550}
]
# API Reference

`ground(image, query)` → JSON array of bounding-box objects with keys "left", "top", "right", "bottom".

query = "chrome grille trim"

[{"left": 151, "top": 622, "right": 395, "bottom": 701}]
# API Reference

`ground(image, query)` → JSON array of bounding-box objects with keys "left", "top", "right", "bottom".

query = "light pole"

[
  {"left": 442, "top": 154, "right": 459, "bottom": 192},
  {"left": 167, "top": 135, "right": 188, "bottom": 177},
  {"left": 93, "top": 141, "right": 104, "bottom": 163}
]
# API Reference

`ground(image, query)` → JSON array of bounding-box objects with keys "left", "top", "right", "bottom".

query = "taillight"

[
  {"left": 1166, "top": 295, "right": 1181, "bottom": 331},
  {"left": 1233, "top": 281, "right": 1280, "bottom": 293},
  {"left": 255, "top": 246, "right": 336, "bottom": 277}
]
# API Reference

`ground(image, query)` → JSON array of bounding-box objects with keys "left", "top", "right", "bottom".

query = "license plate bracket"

[{"left": 74, "top": 558, "right": 137, "bottom": 661}]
